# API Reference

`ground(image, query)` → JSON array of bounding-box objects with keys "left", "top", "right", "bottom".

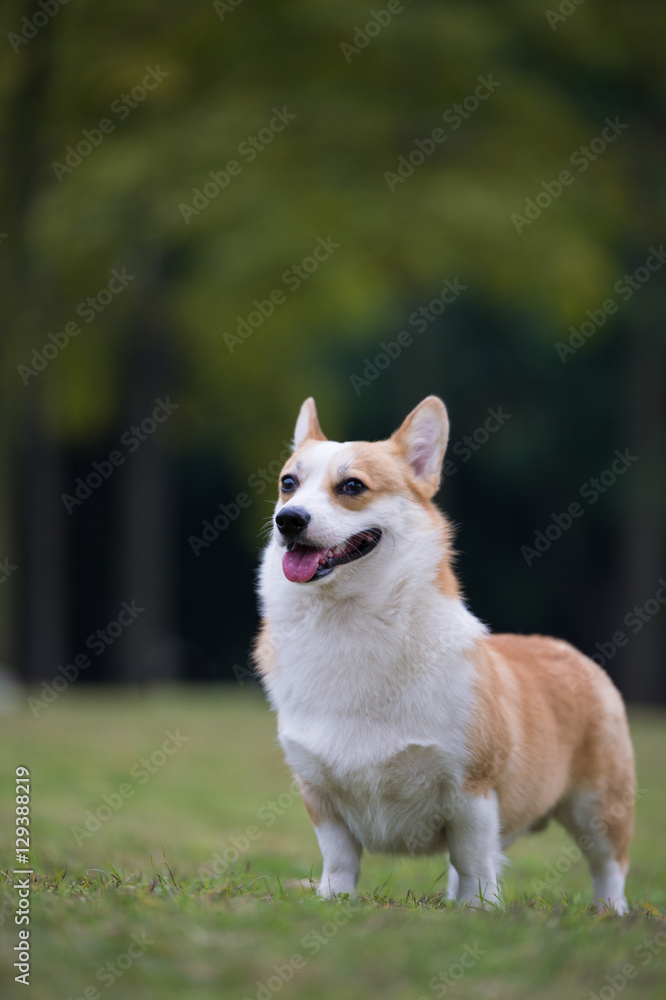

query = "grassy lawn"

[{"left": 1, "top": 686, "right": 665, "bottom": 1000}]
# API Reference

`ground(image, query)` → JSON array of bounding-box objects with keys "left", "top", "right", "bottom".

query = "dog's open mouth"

[{"left": 282, "top": 529, "right": 381, "bottom": 583}]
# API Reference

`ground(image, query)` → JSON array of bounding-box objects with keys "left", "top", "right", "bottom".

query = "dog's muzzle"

[{"left": 275, "top": 506, "right": 311, "bottom": 542}]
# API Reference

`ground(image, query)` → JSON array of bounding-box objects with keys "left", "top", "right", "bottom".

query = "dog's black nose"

[{"left": 276, "top": 506, "right": 310, "bottom": 538}]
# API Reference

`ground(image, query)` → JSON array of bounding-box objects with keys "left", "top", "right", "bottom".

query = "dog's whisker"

[{"left": 250, "top": 394, "right": 635, "bottom": 914}]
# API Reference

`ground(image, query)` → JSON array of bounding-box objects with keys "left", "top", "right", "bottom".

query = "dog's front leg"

[
  {"left": 446, "top": 791, "right": 503, "bottom": 908},
  {"left": 314, "top": 819, "right": 362, "bottom": 898}
]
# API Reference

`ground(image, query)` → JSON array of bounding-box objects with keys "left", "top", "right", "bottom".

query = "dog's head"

[{"left": 271, "top": 396, "right": 450, "bottom": 585}]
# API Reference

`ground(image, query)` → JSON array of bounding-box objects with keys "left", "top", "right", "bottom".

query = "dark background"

[{"left": 1, "top": 0, "right": 664, "bottom": 702}]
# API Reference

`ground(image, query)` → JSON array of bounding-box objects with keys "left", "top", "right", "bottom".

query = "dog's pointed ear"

[
  {"left": 391, "top": 396, "right": 449, "bottom": 497},
  {"left": 293, "top": 397, "right": 327, "bottom": 449}
]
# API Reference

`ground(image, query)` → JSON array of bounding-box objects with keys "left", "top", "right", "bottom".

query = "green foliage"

[
  {"left": 1, "top": 0, "right": 664, "bottom": 692},
  {"left": 2, "top": 0, "right": 664, "bottom": 459}
]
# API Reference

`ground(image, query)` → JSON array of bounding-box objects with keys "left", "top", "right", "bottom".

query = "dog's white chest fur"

[
  {"left": 259, "top": 552, "right": 485, "bottom": 854},
  {"left": 253, "top": 396, "right": 634, "bottom": 913},
  {"left": 281, "top": 732, "right": 461, "bottom": 855}
]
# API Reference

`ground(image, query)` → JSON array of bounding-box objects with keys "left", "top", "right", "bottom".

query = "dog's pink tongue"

[{"left": 282, "top": 547, "right": 324, "bottom": 583}]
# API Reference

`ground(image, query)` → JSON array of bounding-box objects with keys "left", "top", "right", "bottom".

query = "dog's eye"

[
  {"left": 339, "top": 478, "right": 367, "bottom": 495},
  {"left": 281, "top": 475, "right": 298, "bottom": 492}
]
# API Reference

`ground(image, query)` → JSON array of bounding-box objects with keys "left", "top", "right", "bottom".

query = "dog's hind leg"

[
  {"left": 592, "top": 858, "right": 630, "bottom": 915},
  {"left": 554, "top": 786, "right": 633, "bottom": 915}
]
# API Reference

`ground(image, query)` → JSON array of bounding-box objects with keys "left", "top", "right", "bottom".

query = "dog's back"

[{"left": 255, "top": 396, "right": 635, "bottom": 912}]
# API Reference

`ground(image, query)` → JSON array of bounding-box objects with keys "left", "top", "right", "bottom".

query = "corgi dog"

[{"left": 254, "top": 396, "right": 635, "bottom": 912}]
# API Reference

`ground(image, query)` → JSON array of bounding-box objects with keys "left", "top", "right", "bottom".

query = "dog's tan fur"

[{"left": 255, "top": 395, "right": 635, "bottom": 910}]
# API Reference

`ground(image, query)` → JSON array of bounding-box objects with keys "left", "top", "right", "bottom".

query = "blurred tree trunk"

[
  {"left": 24, "top": 410, "right": 69, "bottom": 682},
  {"left": 614, "top": 116, "right": 665, "bottom": 703},
  {"left": 615, "top": 307, "right": 664, "bottom": 702},
  {"left": 0, "top": 379, "right": 18, "bottom": 672},
  {"left": 112, "top": 295, "right": 180, "bottom": 684},
  {"left": 0, "top": 5, "right": 64, "bottom": 680}
]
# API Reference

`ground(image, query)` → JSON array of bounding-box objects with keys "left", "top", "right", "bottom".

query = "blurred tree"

[{"left": 0, "top": 0, "right": 663, "bottom": 692}]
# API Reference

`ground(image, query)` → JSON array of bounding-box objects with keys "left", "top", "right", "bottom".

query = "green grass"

[{"left": 1, "top": 687, "right": 665, "bottom": 1000}]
